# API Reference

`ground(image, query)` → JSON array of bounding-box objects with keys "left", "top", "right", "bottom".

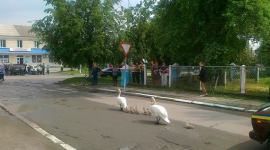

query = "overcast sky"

[{"left": 0, "top": 0, "right": 141, "bottom": 26}]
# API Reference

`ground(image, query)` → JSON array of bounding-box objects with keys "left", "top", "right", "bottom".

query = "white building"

[{"left": 0, "top": 24, "right": 59, "bottom": 67}]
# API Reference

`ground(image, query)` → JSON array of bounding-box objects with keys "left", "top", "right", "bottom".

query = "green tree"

[
  {"left": 30, "top": 0, "right": 121, "bottom": 73},
  {"left": 152, "top": 0, "right": 270, "bottom": 66},
  {"left": 123, "top": 0, "right": 158, "bottom": 63}
]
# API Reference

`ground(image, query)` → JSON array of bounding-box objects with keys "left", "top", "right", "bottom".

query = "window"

[
  {"left": 37, "top": 55, "right": 42, "bottom": 63},
  {"left": 0, "top": 55, "right": 9, "bottom": 63},
  {"left": 34, "top": 41, "right": 39, "bottom": 48},
  {"left": 0, "top": 40, "right": 6, "bottom": 47},
  {"left": 32, "top": 55, "right": 42, "bottom": 63},
  {"left": 4, "top": 55, "right": 9, "bottom": 63},
  {"left": 17, "top": 40, "right": 22, "bottom": 48}
]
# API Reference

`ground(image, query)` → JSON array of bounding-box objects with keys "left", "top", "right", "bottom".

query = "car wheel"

[{"left": 267, "top": 137, "right": 270, "bottom": 150}]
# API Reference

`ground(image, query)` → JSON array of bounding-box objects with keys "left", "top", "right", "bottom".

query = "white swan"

[
  {"left": 116, "top": 88, "right": 127, "bottom": 111},
  {"left": 149, "top": 97, "right": 170, "bottom": 124}
]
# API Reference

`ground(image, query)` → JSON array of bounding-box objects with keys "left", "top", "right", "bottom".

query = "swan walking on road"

[
  {"left": 149, "top": 97, "right": 170, "bottom": 124},
  {"left": 116, "top": 88, "right": 127, "bottom": 111}
]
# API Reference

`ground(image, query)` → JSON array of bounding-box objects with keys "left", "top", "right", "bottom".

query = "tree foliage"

[
  {"left": 31, "top": 0, "right": 122, "bottom": 69},
  {"left": 31, "top": 0, "right": 270, "bottom": 68}
]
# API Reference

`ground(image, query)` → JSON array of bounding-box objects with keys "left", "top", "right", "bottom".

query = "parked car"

[
  {"left": 11, "top": 64, "right": 24, "bottom": 75},
  {"left": 31, "top": 65, "right": 43, "bottom": 75},
  {"left": 249, "top": 105, "right": 270, "bottom": 149},
  {"left": 99, "top": 68, "right": 121, "bottom": 77}
]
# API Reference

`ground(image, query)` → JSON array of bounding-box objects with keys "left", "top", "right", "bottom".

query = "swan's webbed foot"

[{"left": 155, "top": 116, "right": 160, "bottom": 124}]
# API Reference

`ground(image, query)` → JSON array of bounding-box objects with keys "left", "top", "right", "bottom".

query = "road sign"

[{"left": 120, "top": 43, "right": 132, "bottom": 56}]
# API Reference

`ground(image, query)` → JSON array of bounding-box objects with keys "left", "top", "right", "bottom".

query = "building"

[{"left": 0, "top": 24, "right": 59, "bottom": 67}]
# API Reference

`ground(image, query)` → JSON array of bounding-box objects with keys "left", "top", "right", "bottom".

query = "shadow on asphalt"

[
  {"left": 226, "top": 140, "right": 266, "bottom": 150},
  {"left": 134, "top": 120, "right": 168, "bottom": 126},
  {"left": 107, "top": 108, "right": 122, "bottom": 112}
]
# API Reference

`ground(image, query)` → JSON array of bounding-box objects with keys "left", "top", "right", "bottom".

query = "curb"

[{"left": 98, "top": 88, "right": 250, "bottom": 112}]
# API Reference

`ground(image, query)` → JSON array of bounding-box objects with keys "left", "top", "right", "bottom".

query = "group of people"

[
  {"left": 150, "top": 61, "right": 169, "bottom": 86},
  {"left": 28, "top": 64, "right": 50, "bottom": 75},
  {"left": 129, "top": 61, "right": 145, "bottom": 85},
  {"left": 91, "top": 61, "right": 208, "bottom": 97}
]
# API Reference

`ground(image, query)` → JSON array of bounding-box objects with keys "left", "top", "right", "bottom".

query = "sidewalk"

[
  {"left": 81, "top": 84, "right": 270, "bottom": 112},
  {"left": 0, "top": 104, "right": 64, "bottom": 150}
]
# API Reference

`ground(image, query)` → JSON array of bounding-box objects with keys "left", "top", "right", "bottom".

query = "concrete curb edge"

[{"left": 98, "top": 88, "right": 249, "bottom": 112}]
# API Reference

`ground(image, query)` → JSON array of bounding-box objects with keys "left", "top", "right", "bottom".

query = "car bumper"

[{"left": 249, "top": 130, "right": 261, "bottom": 142}]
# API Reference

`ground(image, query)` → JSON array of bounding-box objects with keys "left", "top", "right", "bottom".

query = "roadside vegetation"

[{"left": 61, "top": 75, "right": 269, "bottom": 101}]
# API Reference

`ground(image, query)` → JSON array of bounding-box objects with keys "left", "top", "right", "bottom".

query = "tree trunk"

[{"left": 88, "top": 59, "right": 93, "bottom": 79}]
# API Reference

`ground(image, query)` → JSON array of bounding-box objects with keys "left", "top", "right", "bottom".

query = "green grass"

[
  {"left": 61, "top": 68, "right": 89, "bottom": 75},
  {"left": 62, "top": 76, "right": 115, "bottom": 85},
  {"left": 61, "top": 75, "right": 269, "bottom": 101}
]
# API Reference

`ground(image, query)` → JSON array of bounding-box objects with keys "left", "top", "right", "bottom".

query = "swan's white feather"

[
  {"left": 150, "top": 105, "right": 170, "bottom": 123},
  {"left": 117, "top": 97, "right": 127, "bottom": 108}
]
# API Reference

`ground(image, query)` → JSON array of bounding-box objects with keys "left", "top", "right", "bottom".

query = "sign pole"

[
  {"left": 120, "top": 43, "right": 132, "bottom": 91},
  {"left": 124, "top": 56, "right": 127, "bottom": 91}
]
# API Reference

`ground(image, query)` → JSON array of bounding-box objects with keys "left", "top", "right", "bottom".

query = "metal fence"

[{"left": 125, "top": 65, "right": 270, "bottom": 97}]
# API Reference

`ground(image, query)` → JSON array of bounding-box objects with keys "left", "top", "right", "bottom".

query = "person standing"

[
  {"left": 150, "top": 61, "right": 154, "bottom": 85},
  {"left": 46, "top": 65, "right": 50, "bottom": 75},
  {"left": 199, "top": 61, "right": 207, "bottom": 96},
  {"left": 112, "top": 65, "right": 119, "bottom": 86},
  {"left": 153, "top": 60, "right": 160, "bottom": 85},
  {"left": 0, "top": 64, "right": 5, "bottom": 81},
  {"left": 134, "top": 62, "right": 140, "bottom": 84},
  {"left": 28, "top": 65, "right": 31, "bottom": 75},
  {"left": 42, "top": 63, "right": 45, "bottom": 75},
  {"left": 139, "top": 61, "right": 145, "bottom": 85},
  {"left": 37, "top": 65, "right": 41, "bottom": 75},
  {"left": 20, "top": 65, "right": 24, "bottom": 76},
  {"left": 129, "top": 62, "right": 136, "bottom": 83},
  {"left": 4, "top": 63, "right": 8, "bottom": 76},
  {"left": 92, "top": 64, "right": 100, "bottom": 85},
  {"left": 159, "top": 62, "right": 168, "bottom": 86},
  {"left": 9, "top": 64, "right": 13, "bottom": 76}
]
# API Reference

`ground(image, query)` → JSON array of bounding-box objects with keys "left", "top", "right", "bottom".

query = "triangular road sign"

[{"left": 120, "top": 43, "right": 132, "bottom": 56}]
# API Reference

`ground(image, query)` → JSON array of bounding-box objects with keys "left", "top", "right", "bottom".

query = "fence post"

[
  {"left": 256, "top": 66, "right": 259, "bottom": 83},
  {"left": 224, "top": 71, "right": 227, "bottom": 87},
  {"left": 144, "top": 65, "right": 147, "bottom": 85},
  {"left": 240, "top": 65, "right": 246, "bottom": 94},
  {"left": 169, "top": 65, "right": 172, "bottom": 87}
]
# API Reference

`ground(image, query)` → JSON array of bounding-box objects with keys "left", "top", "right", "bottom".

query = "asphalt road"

[{"left": 0, "top": 73, "right": 267, "bottom": 150}]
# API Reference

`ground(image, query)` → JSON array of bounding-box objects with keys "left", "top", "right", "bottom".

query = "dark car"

[
  {"left": 99, "top": 68, "right": 121, "bottom": 77},
  {"left": 249, "top": 105, "right": 270, "bottom": 149},
  {"left": 11, "top": 64, "right": 25, "bottom": 75}
]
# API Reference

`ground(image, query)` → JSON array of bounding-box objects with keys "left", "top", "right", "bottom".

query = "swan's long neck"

[
  {"left": 151, "top": 99, "right": 156, "bottom": 105},
  {"left": 118, "top": 90, "right": 121, "bottom": 97}
]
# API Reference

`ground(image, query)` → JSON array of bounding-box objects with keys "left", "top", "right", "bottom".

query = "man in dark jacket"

[
  {"left": 92, "top": 64, "right": 100, "bottom": 85},
  {"left": 199, "top": 62, "right": 207, "bottom": 96}
]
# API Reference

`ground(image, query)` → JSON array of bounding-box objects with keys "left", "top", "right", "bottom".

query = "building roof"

[{"left": 0, "top": 24, "right": 35, "bottom": 37}]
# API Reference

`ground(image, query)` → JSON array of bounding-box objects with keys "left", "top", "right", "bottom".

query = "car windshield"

[{"left": 261, "top": 106, "right": 270, "bottom": 112}]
